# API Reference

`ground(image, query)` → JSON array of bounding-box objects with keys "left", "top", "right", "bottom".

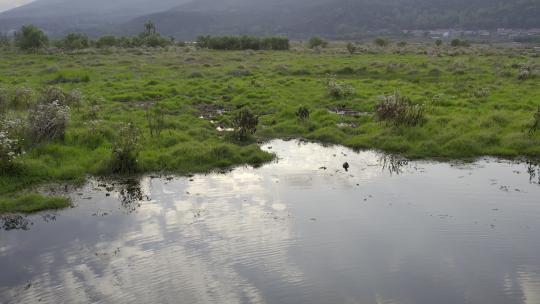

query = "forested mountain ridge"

[{"left": 1, "top": 0, "right": 539, "bottom": 38}]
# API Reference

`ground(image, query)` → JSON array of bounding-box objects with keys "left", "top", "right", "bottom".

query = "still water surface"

[{"left": 1, "top": 140, "right": 540, "bottom": 304}]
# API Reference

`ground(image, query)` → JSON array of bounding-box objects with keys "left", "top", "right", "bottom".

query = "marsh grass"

[
  {"left": 375, "top": 92, "right": 425, "bottom": 126},
  {"left": 0, "top": 43, "right": 537, "bottom": 207},
  {"left": 0, "top": 194, "right": 70, "bottom": 214}
]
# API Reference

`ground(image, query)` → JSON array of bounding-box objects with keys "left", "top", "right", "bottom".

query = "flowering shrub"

[
  {"left": 110, "top": 122, "right": 140, "bottom": 174},
  {"left": 325, "top": 74, "right": 355, "bottom": 98},
  {"left": 0, "top": 131, "right": 22, "bottom": 167},
  {"left": 27, "top": 101, "right": 70, "bottom": 144}
]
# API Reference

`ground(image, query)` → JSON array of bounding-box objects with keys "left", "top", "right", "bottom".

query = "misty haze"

[{"left": 0, "top": 0, "right": 539, "bottom": 303}]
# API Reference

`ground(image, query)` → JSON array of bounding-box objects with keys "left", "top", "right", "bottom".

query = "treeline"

[
  {"left": 196, "top": 36, "right": 289, "bottom": 50},
  {"left": 0, "top": 22, "right": 181, "bottom": 51}
]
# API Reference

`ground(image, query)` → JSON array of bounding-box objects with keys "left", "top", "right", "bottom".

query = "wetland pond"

[{"left": 1, "top": 140, "right": 540, "bottom": 304}]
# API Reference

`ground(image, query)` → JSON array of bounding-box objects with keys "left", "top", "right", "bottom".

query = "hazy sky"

[{"left": 0, "top": 0, "right": 34, "bottom": 12}]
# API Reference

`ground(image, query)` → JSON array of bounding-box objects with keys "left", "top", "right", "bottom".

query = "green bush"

[
  {"left": 96, "top": 36, "right": 117, "bottom": 48},
  {"left": 232, "top": 108, "right": 259, "bottom": 140},
  {"left": 59, "top": 33, "right": 89, "bottom": 50},
  {"left": 14, "top": 25, "right": 48, "bottom": 51},
  {"left": 296, "top": 106, "right": 310, "bottom": 120},
  {"left": 451, "top": 39, "right": 470, "bottom": 47},
  {"left": 308, "top": 37, "right": 328, "bottom": 49},
  {"left": 196, "top": 35, "right": 289, "bottom": 50},
  {"left": 374, "top": 38, "right": 389, "bottom": 47}
]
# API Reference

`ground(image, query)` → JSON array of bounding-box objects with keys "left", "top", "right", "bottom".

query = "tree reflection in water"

[
  {"left": 379, "top": 154, "right": 409, "bottom": 175},
  {"left": 118, "top": 179, "right": 146, "bottom": 213},
  {"left": 527, "top": 161, "right": 540, "bottom": 184}
]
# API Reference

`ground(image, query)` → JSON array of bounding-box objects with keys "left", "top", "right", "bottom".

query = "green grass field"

[{"left": 0, "top": 43, "right": 539, "bottom": 212}]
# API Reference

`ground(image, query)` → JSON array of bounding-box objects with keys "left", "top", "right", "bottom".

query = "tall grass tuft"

[
  {"left": 529, "top": 106, "right": 540, "bottom": 134},
  {"left": 232, "top": 108, "right": 258, "bottom": 141},
  {"left": 375, "top": 92, "right": 425, "bottom": 126},
  {"left": 110, "top": 123, "right": 140, "bottom": 174}
]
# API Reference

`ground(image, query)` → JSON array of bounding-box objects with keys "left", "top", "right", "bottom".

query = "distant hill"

[
  {"left": 124, "top": 0, "right": 540, "bottom": 39},
  {"left": 0, "top": 0, "right": 188, "bottom": 35},
  {"left": 1, "top": 0, "right": 539, "bottom": 38}
]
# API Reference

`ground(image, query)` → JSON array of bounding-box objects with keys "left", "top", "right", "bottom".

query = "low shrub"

[
  {"left": 0, "top": 130, "right": 22, "bottom": 170},
  {"left": 11, "top": 87, "right": 33, "bottom": 109},
  {"left": 529, "top": 106, "right": 540, "bottom": 134},
  {"left": 188, "top": 71, "right": 204, "bottom": 78},
  {"left": 196, "top": 35, "right": 289, "bottom": 50},
  {"left": 374, "top": 38, "right": 389, "bottom": 47},
  {"left": 346, "top": 42, "right": 356, "bottom": 55},
  {"left": 0, "top": 88, "right": 8, "bottom": 113},
  {"left": 451, "top": 39, "right": 470, "bottom": 47},
  {"left": 473, "top": 87, "right": 490, "bottom": 98},
  {"left": 65, "top": 89, "right": 83, "bottom": 110},
  {"left": 308, "top": 37, "right": 328, "bottom": 49},
  {"left": 228, "top": 69, "right": 252, "bottom": 77},
  {"left": 27, "top": 101, "right": 70, "bottom": 144},
  {"left": 232, "top": 108, "right": 258, "bottom": 140},
  {"left": 295, "top": 106, "right": 310, "bottom": 120},
  {"left": 518, "top": 62, "right": 537, "bottom": 80},
  {"left": 58, "top": 33, "right": 90, "bottom": 50},
  {"left": 109, "top": 123, "right": 140, "bottom": 174},
  {"left": 325, "top": 74, "right": 355, "bottom": 98},
  {"left": 41, "top": 86, "right": 65, "bottom": 104},
  {"left": 375, "top": 92, "right": 425, "bottom": 126}
]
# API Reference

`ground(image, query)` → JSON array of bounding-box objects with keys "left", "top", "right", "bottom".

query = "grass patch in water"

[{"left": 0, "top": 194, "right": 71, "bottom": 214}]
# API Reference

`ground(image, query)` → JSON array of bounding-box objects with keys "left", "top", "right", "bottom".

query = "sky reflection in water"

[{"left": 1, "top": 140, "right": 540, "bottom": 304}]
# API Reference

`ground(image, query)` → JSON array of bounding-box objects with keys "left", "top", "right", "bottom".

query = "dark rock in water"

[{"left": 343, "top": 162, "right": 350, "bottom": 171}]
